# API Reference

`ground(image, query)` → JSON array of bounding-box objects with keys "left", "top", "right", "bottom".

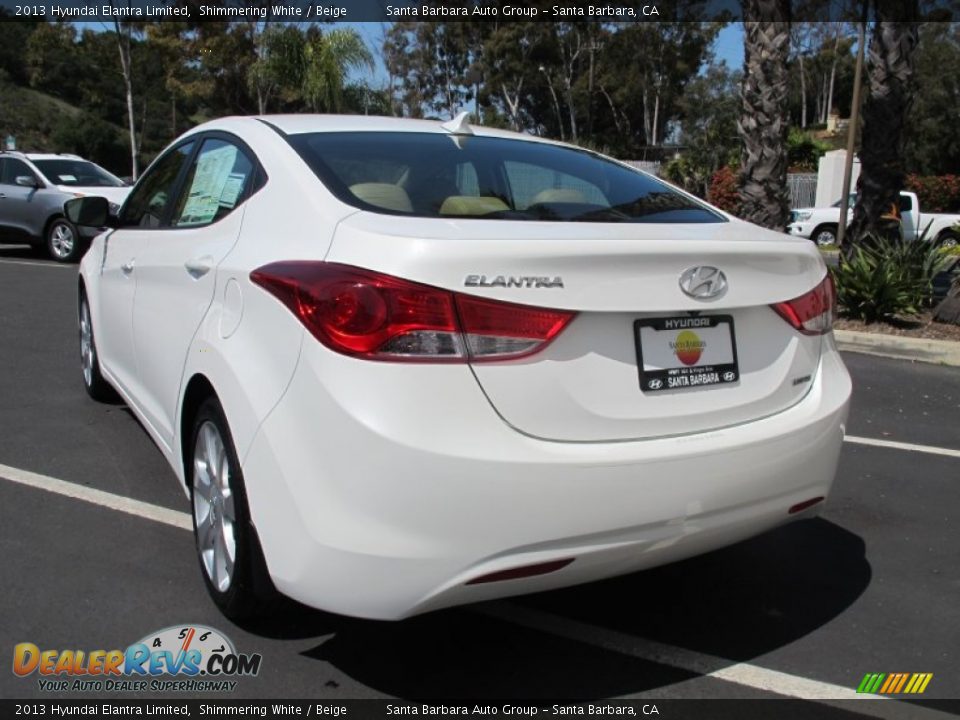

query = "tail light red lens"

[
  {"left": 771, "top": 273, "right": 836, "bottom": 335},
  {"left": 250, "top": 262, "right": 576, "bottom": 362}
]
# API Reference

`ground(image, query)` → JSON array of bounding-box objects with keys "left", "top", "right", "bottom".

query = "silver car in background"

[{"left": 0, "top": 151, "right": 131, "bottom": 262}]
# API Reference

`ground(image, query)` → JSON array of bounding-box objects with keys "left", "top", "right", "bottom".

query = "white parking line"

[
  {"left": 0, "top": 461, "right": 191, "bottom": 530},
  {"left": 845, "top": 435, "right": 960, "bottom": 459},
  {"left": 477, "top": 604, "right": 955, "bottom": 718}
]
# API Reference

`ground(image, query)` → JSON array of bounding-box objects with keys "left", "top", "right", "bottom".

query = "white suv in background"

[{"left": 0, "top": 151, "right": 131, "bottom": 262}]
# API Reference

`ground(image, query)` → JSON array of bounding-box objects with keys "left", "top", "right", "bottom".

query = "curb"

[{"left": 834, "top": 329, "right": 960, "bottom": 367}]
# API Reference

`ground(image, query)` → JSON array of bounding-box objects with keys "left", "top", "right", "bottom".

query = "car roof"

[
  {"left": 24, "top": 153, "right": 84, "bottom": 161},
  {"left": 197, "top": 114, "right": 558, "bottom": 146}
]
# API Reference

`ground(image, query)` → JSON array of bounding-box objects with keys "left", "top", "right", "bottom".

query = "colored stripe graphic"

[{"left": 857, "top": 672, "right": 932, "bottom": 694}]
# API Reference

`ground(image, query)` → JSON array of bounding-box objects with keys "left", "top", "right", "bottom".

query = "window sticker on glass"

[
  {"left": 58, "top": 174, "right": 78, "bottom": 183},
  {"left": 219, "top": 173, "right": 247, "bottom": 209},
  {"left": 178, "top": 144, "right": 239, "bottom": 227}
]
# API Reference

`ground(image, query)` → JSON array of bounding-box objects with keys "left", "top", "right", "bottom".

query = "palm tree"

[
  {"left": 303, "top": 28, "right": 374, "bottom": 113},
  {"left": 738, "top": 0, "right": 792, "bottom": 230},
  {"left": 845, "top": 1, "right": 920, "bottom": 253}
]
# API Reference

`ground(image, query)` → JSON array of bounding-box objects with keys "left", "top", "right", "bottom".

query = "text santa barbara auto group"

[{"left": 387, "top": 4, "right": 659, "bottom": 17}]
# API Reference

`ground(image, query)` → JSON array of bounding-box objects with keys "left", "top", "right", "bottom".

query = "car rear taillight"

[
  {"left": 771, "top": 273, "right": 836, "bottom": 336},
  {"left": 250, "top": 262, "right": 576, "bottom": 362}
]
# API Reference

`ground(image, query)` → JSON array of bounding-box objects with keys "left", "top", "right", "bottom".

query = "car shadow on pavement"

[
  {"left": 0, "top": 245, "right": 43, "bottom": 261},
  {"left": 251, "top": 518, "right": 870, "bottom": 698}
]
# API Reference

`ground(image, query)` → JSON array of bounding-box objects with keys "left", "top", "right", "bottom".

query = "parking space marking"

[
  {"left": 0, "top": 259, "right": 74, "bottom": 269},
  {"left": 845, "top": 435, "right": 960, "bottom": 459},
  {"left": 477, "top": 603, "right": 955, "bottom": 718},
  {"left": 0, "top": 461, "right": 191, "bottom": 530}
]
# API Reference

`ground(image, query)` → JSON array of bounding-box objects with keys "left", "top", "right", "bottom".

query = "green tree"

[
  {"left": 904, "top": 23, "right": 960, "bottom": 175},
  {"left": 664, "top": 63, "right": 742, "bottom": 197},
  {"left": 25, "top": 22, "right": 79, "bottom": 96},
  {"left": 247, "top": 24, "right": 306, "bottom": 114},
  {"left": 302, "top": 27, "right": 374, "bottom": 112}
]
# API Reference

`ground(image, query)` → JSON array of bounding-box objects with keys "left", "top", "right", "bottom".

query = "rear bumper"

[{"left": 242, "top": 334, "right": 851, "bottom": 620}]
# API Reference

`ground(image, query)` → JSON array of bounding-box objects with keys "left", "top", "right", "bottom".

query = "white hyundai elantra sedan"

[{"left": 72, "top": 115, "right": 851, "bottom": 621}]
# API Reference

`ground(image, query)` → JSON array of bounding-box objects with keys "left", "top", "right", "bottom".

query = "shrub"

[
  {"left": 707, "top": 166, "right": 741, "bottom": 216},
  {"left": 787, "top": 129, "right": 829, "bottom": 172},
  {"left": 834, "top": 233, "right": 943, "bottom": 322},
  {"left": 904, "top": 174, "right": 960, "bottom": 212}
]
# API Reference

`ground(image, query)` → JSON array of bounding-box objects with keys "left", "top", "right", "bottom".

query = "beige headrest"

[
  {"left": 349, "top": 183, "right": 413, "bottom": 213},
  {"left": 439, "top": 196, "right": 510, "bottom": 216},
  {"left": 530, "top": 188, "right": 587, "bottom": 205}
]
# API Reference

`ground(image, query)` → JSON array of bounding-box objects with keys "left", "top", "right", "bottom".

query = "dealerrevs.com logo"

[{"left": 13, "top": 625, "right": 262, "bottom": 692}]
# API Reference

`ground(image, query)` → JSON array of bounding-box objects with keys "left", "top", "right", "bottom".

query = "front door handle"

[
  {"left": 0, "top": 193, "right": 6, "bottom": 199},
  {"left": 184, "top": 256, "right": 214, "bottom": 279},
  {"left": 121, "top": 260, "right": 135, "bottom": 275}
]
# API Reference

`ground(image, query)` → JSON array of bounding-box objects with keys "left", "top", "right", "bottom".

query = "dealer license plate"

[{"left": 634, "top": 315, "right": 739, "bottom": 393}]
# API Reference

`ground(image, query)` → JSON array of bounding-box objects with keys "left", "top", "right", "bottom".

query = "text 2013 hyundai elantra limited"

[{"left": 73, "top": 115, "right": 851, "bottom": 621}]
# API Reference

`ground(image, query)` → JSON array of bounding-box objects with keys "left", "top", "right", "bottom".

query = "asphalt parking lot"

[{"left": 1, "top": 246, "right": 958, "bottom": 717}]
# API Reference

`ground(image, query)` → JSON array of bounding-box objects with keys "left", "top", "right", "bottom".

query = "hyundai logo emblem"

[
  {"left": 648, "top": 379, "right": 663, "bottom": 390},
  {"left": 679, "top": 266, "right": 728, "bottom": 300}
]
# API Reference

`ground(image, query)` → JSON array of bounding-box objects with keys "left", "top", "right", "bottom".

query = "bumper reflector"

[
  {"left": 788, "top": 496, "right": 825, "bottom": 514},
  {"left": 466, "top": 559, "right": 574, "bottom": 585}
]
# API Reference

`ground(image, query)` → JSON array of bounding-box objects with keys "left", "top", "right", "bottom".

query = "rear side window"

[
  {"left": 287, "top": 132, "right": 723, "bottom": 224},
  {"left": 170, "top": 138, "right": 255, "bottom": 228},
  {"left": 119, "top": 142, "right": 195, "bottom": 229},
  {"left": 899, "top": 194, "right": 913, "bottom": 212}
]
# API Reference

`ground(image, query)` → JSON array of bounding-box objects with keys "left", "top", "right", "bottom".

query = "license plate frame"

[{"left": 634, "top": 315, "right": 740, "bottom": 393}]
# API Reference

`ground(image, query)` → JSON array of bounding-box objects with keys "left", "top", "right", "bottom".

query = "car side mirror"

[
  {"left": 15, "top": 175, "right": 39, "bottom": 188},
  {"left": 65, "top": 196, "right": 114, "bottom": 228}
]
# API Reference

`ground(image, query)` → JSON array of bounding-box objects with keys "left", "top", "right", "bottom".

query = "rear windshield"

[
  {"left": 32, "top": 159, "right": 124, "bottom": 188},
  {"left": 287, "top": 132, "right": 724, "bottom": 224}
]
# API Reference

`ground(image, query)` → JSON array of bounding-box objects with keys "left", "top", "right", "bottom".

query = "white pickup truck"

[{"left": 787, "top": 191, "right": 960, "bottom": 247}]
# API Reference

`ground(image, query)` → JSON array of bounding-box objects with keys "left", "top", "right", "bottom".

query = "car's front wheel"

[
  {"left": 811, "top": 224, "right": 838, "bottom": 247},
  {"left": 190, "top": 397, "right": 277, "bottom": 620},
  {"left": 47, "top": 217, "right": 85, "bottom": 263}
]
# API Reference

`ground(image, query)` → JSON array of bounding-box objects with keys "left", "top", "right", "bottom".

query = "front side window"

[
  {"left": 0, "top": 159, "right": 38, "bottom": 186},
  {"left": 119, "top": 142, "right": 195, "bottom": 229},
  {"left": 31, "top": 159, "right": 123, "bottom": 188},
  {"left": 170, "top": 138, "right": 255, "bottom": 228},
  {"left": 287, "top": 132, "right": 723, "bottom": 224}
]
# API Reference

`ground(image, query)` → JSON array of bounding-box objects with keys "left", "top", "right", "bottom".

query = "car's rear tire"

[
  {"left": 46, "top": 217, "right": 86, "bottom": 263},
  {"left": 939, "top": 231, "right": 958, "bottom": 249},
  {"left": 811, "top": 224, "right": 838, "bottom": 247},
  {"left": 79, "top": 292, "right": 116, "bottom": 402},
  {"left": 190, "top": 396, "right": 278, "bottom": 620}
]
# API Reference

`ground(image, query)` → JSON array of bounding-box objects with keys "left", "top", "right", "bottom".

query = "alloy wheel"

[{"left": 192, "top": 421, "right": 238, "bottom": 593}]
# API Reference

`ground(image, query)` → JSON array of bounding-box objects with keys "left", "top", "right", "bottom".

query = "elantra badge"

[
  {"left": 679, "top": 266, "right": 727, "bottom": 300},
  {"left": 464, "top": 275, "right": 564, "bottom": 289}
]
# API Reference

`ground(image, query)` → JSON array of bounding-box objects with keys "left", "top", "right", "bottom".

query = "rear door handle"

[
  {"left": 0, "top": 193, "right": 6, "bottom": 199},
  {"left": 184, "top": 255, "right": 214, "bottom": 279},
  {"left": 121, "top": 261, "right": 135, "bottom": 275}
]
